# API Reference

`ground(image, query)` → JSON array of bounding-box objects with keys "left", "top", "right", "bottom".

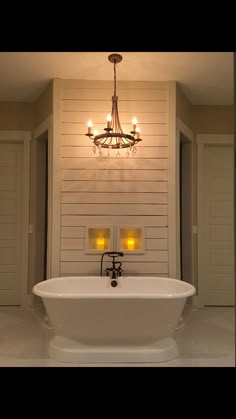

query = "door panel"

[
  {"left": 0, "top": 143, "right": 23, "bottom": 305},
  {"left": 202, "top": 145, "right": 234, "bottom": 305}
]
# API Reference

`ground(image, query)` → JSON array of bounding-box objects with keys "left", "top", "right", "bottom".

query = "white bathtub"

[{"left": 33, "top": 276, "right": 195, "bottom": 363}]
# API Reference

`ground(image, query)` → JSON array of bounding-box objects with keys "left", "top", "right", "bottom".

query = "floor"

[{"left": 0, "top": 306, "right": 234, "bottom": 367}]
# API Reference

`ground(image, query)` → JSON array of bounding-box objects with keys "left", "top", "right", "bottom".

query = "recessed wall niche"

[
  {"left": 117, "top": 226, "right": 144, "bottom": 253},
  {"left": 85, "top": 226, "right": 113, "bottom": 253}
]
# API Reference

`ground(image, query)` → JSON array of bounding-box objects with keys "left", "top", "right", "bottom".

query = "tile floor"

[{"left": 0, "top": 305, "right": 234, "bottom": 367}]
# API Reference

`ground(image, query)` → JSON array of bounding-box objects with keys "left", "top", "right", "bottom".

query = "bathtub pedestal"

[{"left": 49, "top": 336, "right": 178, "bottom": 364}]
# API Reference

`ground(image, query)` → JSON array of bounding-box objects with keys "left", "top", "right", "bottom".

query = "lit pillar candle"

[
  {"left": 96, "top": 237, "right": 105, "bottom": 250},
  {"left": 127, "top": 238, "right": 135, "bottom": 250},
  {"left": 87, "top": 120, "right": 93, "bottom": 135},
  {"left": 136, "top": 127, "right": 140, "bottom": 139},
  {"left": 107, "top": 114, "right": 112, "bottom": 128},
  {"left": 132, "top": 117, "right": 137, "bottom": 132}
]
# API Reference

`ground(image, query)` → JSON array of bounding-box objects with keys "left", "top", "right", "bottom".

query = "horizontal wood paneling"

[
  {"left": 60, "top": 261, "right": 168, "bottom": 275},
  {"left": 145, "top": 227, "right": 168, "bottom": 238},
  {"left": 58, "top": 80, "right": 170, "bottom": 277},
  {"left": 61, "top": 123, "right": 168, "bottom": 136},
  {"left": 62, "top": 112, "right": 168, "bottom": 124},
  {"left": 62, "top": 169, "right": 168, "bottom": 182},
  {"left": 61, "top": 146, "right": 168, "bottom": 159},
  {"left": 61, "top": 180, "right": 168, "bottom": 193},
  {"left": 61, "top": 158, "right": 168, "bottom": 170},
  {"left": 61, "top": 238, "right": 84, "bottom": 250},
  {"left": 61, "top": 192, "right": 168, "bottom": 204},
  {"left": 87, "top": 250, "right": 167, "bottom": 263},
  {"left": 61, "top": 203, "right": 168, "bottom": 216},
  {"left": 62, "top": 100, "right": 168, "bottom": 113},
  {"left": 61, "top": 80, "right": 169, "bottom": 90},
  {"left": 61, "top": 227, "right": 85, "bottom": 238},
  {"left": 61, "top": 135, "right": 168, "bottom": 147},
  {"left": 61, "top": 215, "right": 168, "bottom": 227},
  {"left": 61, "top": 250, "right": 168, "bottom": 262},
  {"left": 61, "top": 227, "right": 169, "bottom": 243},
  {"left": 146, "top": 238, "right": 168, "bottom": 250},
  {"left": 63, "top": 89, "right": 168, "bottom": 101}
]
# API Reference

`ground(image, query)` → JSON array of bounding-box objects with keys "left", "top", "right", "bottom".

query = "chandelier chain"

[{"left": 114, "top": 61, "right": 116, "bottom": 96}]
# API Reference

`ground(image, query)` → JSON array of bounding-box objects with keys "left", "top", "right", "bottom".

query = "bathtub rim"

[{"left": 32, "top": 276, "right": 196, "bottom": 300}]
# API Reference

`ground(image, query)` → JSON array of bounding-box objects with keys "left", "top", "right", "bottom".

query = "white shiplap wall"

[{"left": 59, "top": 80, "right": 169, "bottom": 276}]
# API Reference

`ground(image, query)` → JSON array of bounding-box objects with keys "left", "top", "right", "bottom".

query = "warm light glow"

[
  {"left": 106, "top": 114, "right": 112, "bottom": 129},
  {"left": 96, "top": 237, "right": 105, "bottom": 250},
  {"left": 136, "top": 127, "right": 140, "bottom": 139},
  {"left": 132, "top": 117, "right": 137, "bottom": 131},
  {"left": 127, "top": 238, "right": 135, "bottom": 250},
  {"left": 87, "top": 120, "right": 93, "bottom": 135},
  {"left": 93, "top": 129, "right": 99, "bottom": 136}
]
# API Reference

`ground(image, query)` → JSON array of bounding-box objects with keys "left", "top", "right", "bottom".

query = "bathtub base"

[{"left": 49, "top": 336, "right": 178, "bottom": 364}]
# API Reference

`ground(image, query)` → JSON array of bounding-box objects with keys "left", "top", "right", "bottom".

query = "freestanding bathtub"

[{"left": 33, "top": 276, "right": 195, "bottom": 364}]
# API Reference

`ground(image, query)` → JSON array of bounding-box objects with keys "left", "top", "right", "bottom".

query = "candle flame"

[
  {"left": 127, "top": 238, "right": 135, "bottom": 250},
  {"left": 96, "top": 237, "right": 104, "bottom": 250},
  {"left": 132, "top": 117, "right": 137, "bottom": 125},
  {"left": 107, "top": 114, "right": 112, "bottom": 122},
  {"left": 88, "top": 120, "right": 93, "bottom": 127}
]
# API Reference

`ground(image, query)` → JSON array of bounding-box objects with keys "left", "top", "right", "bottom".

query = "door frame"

[
  {"left": 175, "top": 118, "right": 194, "bottom": 282},
  {"left": 197, "top": 134, "right": 233, "bottom": 306},
  {"left": 31, "top": 116, "right": 53, "bottom": 283},
  {"left": 0, "top": 130, "right": 31, "bottom": 306}
]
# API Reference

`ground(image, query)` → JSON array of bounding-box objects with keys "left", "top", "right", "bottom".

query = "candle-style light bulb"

[
  {"left": 132, "top": 117, "right": 138, "bottom": 132},
  {"left": 107, "top": 114, "right": 112, "bottom": 129},
  {"left": 136, "top": 127, "right": 140, "bottom": 139},
  {"left": 87, "top": 120, "right": 93, "bottom": 135}
]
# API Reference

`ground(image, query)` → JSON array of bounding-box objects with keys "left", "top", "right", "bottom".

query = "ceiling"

[{"left": 0, "top": 52, "right": 233, "bottom": 105}]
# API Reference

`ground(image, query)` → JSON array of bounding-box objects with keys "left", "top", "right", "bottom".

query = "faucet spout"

[{"left": 100, "top": 251, "right": 124, "bottom": 279}]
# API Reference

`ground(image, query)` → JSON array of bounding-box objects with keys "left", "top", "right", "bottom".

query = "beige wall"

[
  {"left": 0, "top": 102, "right": 34, "bottom": 130},
  {"left": 56, "top": 79, "right": 170, "bottom": 277},
  {"left": 192, "top": 106, "right": 234, "bottom": 134},
  {"left": 176, "top": 84, "right": 193, "bottom": 130},
  {"left": 34, "top": 82, "right": 53, "bottom": 127},
  {"left": 176, "top": 83, "right": 233, "bottom": 134},
  {"left": 0, "top": 82, "right": 53, "bottom": 132}
]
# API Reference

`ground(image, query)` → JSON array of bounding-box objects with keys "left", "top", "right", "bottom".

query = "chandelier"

[{"left": 85, "top": 53, "right": 142, "bottom": 156}]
